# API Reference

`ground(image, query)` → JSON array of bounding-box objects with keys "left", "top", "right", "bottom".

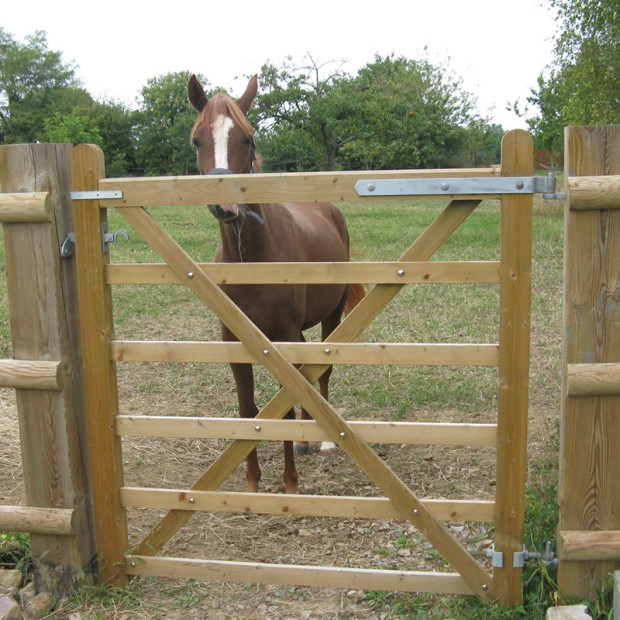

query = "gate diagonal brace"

[{"left": 118, "top": 203, "right": 494, "bottom": 601}]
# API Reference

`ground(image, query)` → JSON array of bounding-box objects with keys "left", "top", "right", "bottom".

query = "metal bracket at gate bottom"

[{"left": 355, "top": 175, "right": 565, "bottom": 200}]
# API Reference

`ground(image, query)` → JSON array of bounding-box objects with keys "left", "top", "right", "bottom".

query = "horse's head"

[{"left": 188, "top": 74, "right": 261, "bottom": 224}]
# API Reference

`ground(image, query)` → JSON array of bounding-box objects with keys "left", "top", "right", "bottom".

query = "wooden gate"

[{"left": 72, "top": 130, "right": 533, "bottom": 607}]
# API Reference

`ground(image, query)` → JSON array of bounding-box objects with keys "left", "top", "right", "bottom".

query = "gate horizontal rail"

[
  {"left": 116, "top": 416, "right": 497, "bottom": 446},
  {"left": 106, "top": 260, "right": 501, "bottom": 285},
  {"left": 121, "top": 488, "right": 495, "bottom": 521},
  {"left": 110, "top": 341, "right": 500, "bottom": 366}
]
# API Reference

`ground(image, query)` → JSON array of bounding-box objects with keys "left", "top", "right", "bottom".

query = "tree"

[
  {"left": 336, "top": 55, "right": 483, "bottom": 170},
  {"left": 0, "top": 29, "right": 79, "bottom": 143},
  {"left": 133, "top": 71, "right": 209, "bottom": 175},
  {"left": 526, "top": 0, "right": 619, "bottom": 150}
]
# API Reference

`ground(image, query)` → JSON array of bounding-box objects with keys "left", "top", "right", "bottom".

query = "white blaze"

[{"left": 212, "top": 114, "right": 235, "bottom": 170}]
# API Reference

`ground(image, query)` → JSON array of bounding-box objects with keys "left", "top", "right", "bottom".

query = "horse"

[{"left": 187, "top": 73, "right": 364, "bottom": 494}]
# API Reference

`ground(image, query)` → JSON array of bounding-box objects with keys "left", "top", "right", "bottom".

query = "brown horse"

[{"left": 188, "top": 74, "right": 364, "bottom": 494}]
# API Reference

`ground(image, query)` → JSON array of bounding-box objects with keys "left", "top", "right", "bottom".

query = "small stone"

[
  {"left": 20, "top": 581, "right": 35, "bottom": 605},
  {"left": 397, "top": 549, "right": 411, "bottom": 557},
  {"left": 0, "top": 595, "right": 21, "bottom": 620},
  {"left": 546, "top": 605, "right": 591, "bottom": 619},
  {"left": 24, "top": 591, "right": 54, "bottom": 618},
  {"left": 346, "top": 589, "right": 367, "bottom": 603},
  {"left": 0, "top": 571, "right": 21, "bottom": 591}
]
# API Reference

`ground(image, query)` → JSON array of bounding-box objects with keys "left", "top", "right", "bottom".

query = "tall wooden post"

[
  {"left": 493, "top": 129, "right": 534, "bottom": 606},
  {"left": 0, "top": 144, "right": 96, "bottom": 591},
  {"left": 559, "top": 125, "right": 620, "bottom": 597},
  {"left": 71, "top": 144, "right": 128, "bottom": 586}
]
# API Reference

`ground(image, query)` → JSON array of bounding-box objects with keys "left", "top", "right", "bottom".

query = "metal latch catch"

[
  {"left": 60, "top": 233, "right": 75, "bottom": 258},
  {"left": 102, "top": 223, "right": 129, "bottom": 253}
]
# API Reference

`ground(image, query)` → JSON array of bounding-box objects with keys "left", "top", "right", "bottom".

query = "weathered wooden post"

[
  {"left": 0, "top": 144, "right": 96, "bottom": 591},
  {"left": 559, "top": 125, "right": 620, "bottom": 597}
]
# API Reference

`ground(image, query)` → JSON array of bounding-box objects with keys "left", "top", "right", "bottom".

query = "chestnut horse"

[{"left": 188, "top": 74, "right": 364, "bottom": 494}]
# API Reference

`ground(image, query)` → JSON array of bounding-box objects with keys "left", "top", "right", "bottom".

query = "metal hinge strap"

[
  {"left": 70, "top": 190, "right": 122, "bottom": 200},
  {"left": 355, "top": 175, "right": 566, "bottom": 199}
]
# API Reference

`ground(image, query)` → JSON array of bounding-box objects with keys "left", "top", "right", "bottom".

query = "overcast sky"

[{"left": 4, "top": 0, "right": 557, "bottom": 130}]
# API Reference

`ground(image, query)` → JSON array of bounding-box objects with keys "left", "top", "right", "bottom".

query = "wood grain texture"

[
  {"left": 121, "top": 203, "right": 493, "bottom": 600},
  {"left": 130, "top": 200, "right": 480, "bottom": 562},
  {"left": 110, "top": 341, "right": 499, "bottom": 366},
  {"left": 99, "top": 168, "right": 499, "bottom": 207},
  {"left": 0, "top": 359, "right": 61, "bottom": 390},
  {"left": 0, "top": 143, "right": 96, "bottom": 592},
  {"left": 121, "top": 487, "right": 495, "bottom": 521},
  {"left": 0, "top": 192, "right": 51, "bottom": 222},
  {"left": 106, "top": 261, "right": 500, "bottom": 285},
  {"left": 493, "top": 130, "right": 534, "bottom": 607},
  {"left": 126, "top": 555, "right": 474, "bottom": 594},
  {"left": 72, "top": 145, "right": 128, "bottom": 587},
  {"left": 567, "top": 363, "right": 620, "bottom": 396},
  {"left": 568, "top": 175, "right": 620, "bottom": 210},
  {"left": 115, "top": 416, "right": 497, "bottom": 446},
  {"left": 0, "top": 505, "right": 75, "bottom": 536},
  {"left": 560, "top": 530, "right": 620, "bottom": 561},
  {"left": 559, "top": 125, "right": 620, "bottom": 598}
]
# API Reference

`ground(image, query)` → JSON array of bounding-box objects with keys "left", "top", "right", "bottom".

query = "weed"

[{"left": 0, "top": 531, "right": 32, "bottom": 575}]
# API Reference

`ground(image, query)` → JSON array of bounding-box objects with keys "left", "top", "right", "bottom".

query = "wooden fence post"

[
  {"left": 559, "top": 125, "right": 620, "bottom": 598},
  {"left": 493, "top": 129, "right": 534, "bottom": 607},
  {"left": 71, "top": 144, "right": 128, "bottom": 587},
  {"left": 0, "top": 144, "right": 96, "bottom": 592}
]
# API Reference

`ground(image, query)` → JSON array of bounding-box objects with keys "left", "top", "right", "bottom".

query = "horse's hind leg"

[{"left": 230, "top": 363, "right": 261, "bottom": 492}]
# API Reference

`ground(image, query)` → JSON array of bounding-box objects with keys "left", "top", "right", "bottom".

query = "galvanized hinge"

[
  {"left": 355, "top": 174, "right": 566, "bottom": 200},
  {"left": 70, "top": 190, "right": 123, "bottom": 201},
  {"left": 486, "top": 542, "right": 557, "bottom": 569}
]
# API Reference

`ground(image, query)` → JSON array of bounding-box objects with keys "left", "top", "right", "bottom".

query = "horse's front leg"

[{"left": 230, "top": 363, "right": 261, "bottom": 492}]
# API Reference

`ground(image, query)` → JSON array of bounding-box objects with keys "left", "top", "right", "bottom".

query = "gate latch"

[{"left": 102, "top": 223, "right": 129, "bottom": 253}]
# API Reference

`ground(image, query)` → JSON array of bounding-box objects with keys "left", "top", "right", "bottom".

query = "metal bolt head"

[
  {"left": 130, "top": 561, "right": 136, "bottom": 568},
  {"left": 324, "top": 348, "right": 331, "bottom": 355},
  {"left": 189, "top": 497, "right": 196, "bottom": 504},
  {"left": 413, "top": 509, "right": 420, "bottom": 516},
  {"left": 516, "top": 181, "right": 525, "bottom": 190},
  {"left": 367, "top": 183, "right": 376, "bottom": 192},
  {"left": 482, "top": 584, "right": 489, "bottom": 591},
  {"left": 263, "top": 349, "right": 269, "bottom": 356},
  {"left": 255, "top": 425, "right": 262, "bottom": 432},
  {"left": 441, "top": 182, "right": 450, "bottom": 191},
  {"left": 187, "top": 271, "right": 195, "bottom": 279},
  {"left": 339, "top": 431, "right": 346, "bottom": 438},
  {"left": 397, "top": 269, "right": 405, "bottom": 277}
]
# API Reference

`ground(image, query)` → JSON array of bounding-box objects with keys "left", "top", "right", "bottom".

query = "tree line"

[{"left": 1, "top": 0, "right": 617, "bottom": 176}]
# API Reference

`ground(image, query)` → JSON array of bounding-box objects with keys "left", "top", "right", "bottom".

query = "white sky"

[{"left": 3, "top": 0, "right": 557, "bottom": 130}]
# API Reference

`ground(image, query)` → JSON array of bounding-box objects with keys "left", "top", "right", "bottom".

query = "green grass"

[{"left": 2, "top": 195, "right": 613, "bottom": 617}]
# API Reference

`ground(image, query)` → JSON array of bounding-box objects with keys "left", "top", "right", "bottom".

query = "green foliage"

[
  {"left": 255, "top": 54, "right": 496, "bottom": 171},
  {"left": 526, "top": 0, "right": 619, "bottom": 152},
  {"left": 0, "top": 28, "right": 78, "bottom": 143},
  {"left": 0, "top": 531, "right": 32, "bottom": 575},
  {"left": 133, "top": 71, "right": 208, "bottom": 176}
]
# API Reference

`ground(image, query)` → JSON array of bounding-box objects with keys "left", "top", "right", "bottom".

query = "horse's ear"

[
  {"left": 188, "top": 74, "right": 209, "bottom": 112},
  {"left": 236, "top": 74, "right": 258, "bottom": 113}
]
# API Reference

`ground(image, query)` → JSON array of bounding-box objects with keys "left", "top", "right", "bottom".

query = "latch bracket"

[{"left": 102, "top": 223, "right": 129, "bottom": 253}]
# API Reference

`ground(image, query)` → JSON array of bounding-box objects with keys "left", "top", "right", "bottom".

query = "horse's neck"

[{"left": 218, "top": 207, "right": 269, "bottom": 262}]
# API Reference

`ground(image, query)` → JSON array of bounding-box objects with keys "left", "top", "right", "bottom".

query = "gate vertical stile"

[
  {"left": 71, "top": 144, "right": 129, "bottom": 586},
  {"left": 494, "top": 130, "right": 534, "bottom": 606}
]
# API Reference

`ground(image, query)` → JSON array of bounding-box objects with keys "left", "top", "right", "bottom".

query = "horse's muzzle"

[{"left": 205, "top": 168, "right": 263, "bottom": 225}]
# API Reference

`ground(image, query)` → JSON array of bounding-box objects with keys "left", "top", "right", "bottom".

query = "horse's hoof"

[
  {"left": 319, "top": 441, "right": 338, "bottom": 456},
  {"left": 294, "top": 442, "right": 309, "bottom": 455}
]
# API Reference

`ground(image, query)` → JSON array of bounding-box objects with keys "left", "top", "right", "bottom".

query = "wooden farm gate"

[{"left": 71, "top": 129, "right": 534, "bottom": 607}]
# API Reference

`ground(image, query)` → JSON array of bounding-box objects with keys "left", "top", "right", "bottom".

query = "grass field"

[{"left": 0, "top": 193, "right": 614, "bottom": 618}]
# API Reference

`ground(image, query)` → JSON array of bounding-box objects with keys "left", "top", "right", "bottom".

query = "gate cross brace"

[{"left": 119, "top": 201, "right": 493, "bottom": 601}]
